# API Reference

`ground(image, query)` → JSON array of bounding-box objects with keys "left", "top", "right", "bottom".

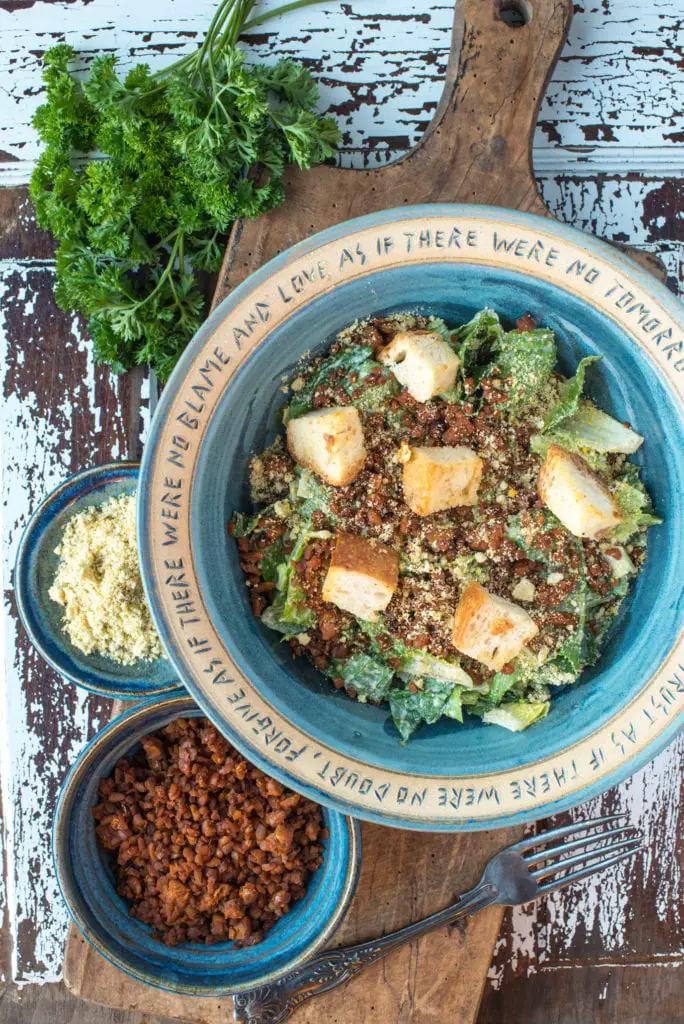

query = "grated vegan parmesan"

[{"left": 49, "top": 493, "right": 163, "bottom": 664}]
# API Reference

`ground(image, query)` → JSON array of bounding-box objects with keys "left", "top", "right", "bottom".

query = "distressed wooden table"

[{"left": 0, "top": 2, "right": 682, "bottom": 1022}]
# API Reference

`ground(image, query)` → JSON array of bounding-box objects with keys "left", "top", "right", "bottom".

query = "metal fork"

[{"left": 233, "top": 814, "right": 642, "bottom": 1023}]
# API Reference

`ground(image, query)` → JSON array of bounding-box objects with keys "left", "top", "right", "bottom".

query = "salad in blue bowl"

[{"left": 230, "top": 307, "right": 661, "bottom": 742}]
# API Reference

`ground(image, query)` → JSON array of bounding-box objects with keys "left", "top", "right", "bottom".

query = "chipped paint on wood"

[
  {"left": 0, "top": 0, "right": 682, "bottom": 183},
  {"left": 487, "top": 737, "right": 684, "bottom": 993},
  {"left": 0, "top": 263, "right": 150, "bottom": 980},
  {"left": 0, "top": 0, "right": 682, "bottom": 991}
]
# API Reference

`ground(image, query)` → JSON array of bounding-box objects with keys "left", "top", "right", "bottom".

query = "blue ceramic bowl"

[
  {"left": 15, "top": 462, "right": 178, "bottom": 699},
  {"left": 53, "top": 692, "right": 360, "bottom": 995},
  {"left": 140, "top": 205, "right": 684, "bottom": 829}
]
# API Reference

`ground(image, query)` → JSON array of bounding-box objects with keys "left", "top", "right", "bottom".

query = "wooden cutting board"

[{"left": 63, "top": 1, "right": 661, "bottom": 1020}]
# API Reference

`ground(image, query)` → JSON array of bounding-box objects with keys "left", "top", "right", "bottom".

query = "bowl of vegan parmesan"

[
  {"left": 15, "top": 462, "right": 179, "bottom": 698},
  {"left": 139, "top": 205, "right": 684, "bottom": 830}
]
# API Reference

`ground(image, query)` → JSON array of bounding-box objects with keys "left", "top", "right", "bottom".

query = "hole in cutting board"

[{"left": 499, "top": 0, "right": 531, "bottom": 27}]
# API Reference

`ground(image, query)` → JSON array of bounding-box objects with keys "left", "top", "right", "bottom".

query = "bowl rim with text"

[
  {"left": 15, "top": 461, "right": 180, "bottom": 699},
  {"left": 138, "top": 204, "right": 684, "bottom": 832},
  {"left": 53, "top": 691, "right": 361, "bottom": 996}
]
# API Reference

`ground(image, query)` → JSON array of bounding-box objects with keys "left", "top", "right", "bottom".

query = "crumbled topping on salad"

[{"left": 230, "top": 310, "right": 660, "bottom": 741}]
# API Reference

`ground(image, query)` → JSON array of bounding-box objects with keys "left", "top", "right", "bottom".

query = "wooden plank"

[
  {"left": 479, "top": 963, "right": 684, "bottom": 1024},
  {"left": 64, "top": 824, "right": 513, "bottom": 1024},
  {"left": 0, "top": 979, "right": 180, "bottom": 1024}
]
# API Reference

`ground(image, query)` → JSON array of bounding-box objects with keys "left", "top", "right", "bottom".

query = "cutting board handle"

[
  {"left": 404, "top": 0, "right": 572, "bottom": 212},
  {"left": 217, "top": 0, "right": 573, "bottom": 304}
]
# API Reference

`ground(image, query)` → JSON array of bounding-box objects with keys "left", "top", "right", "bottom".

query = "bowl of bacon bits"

[{"left": 53, "top": 692, "right": 360, "bottom": 995}]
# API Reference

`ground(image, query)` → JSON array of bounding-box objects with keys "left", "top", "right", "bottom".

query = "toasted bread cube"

[
  {"left": 378, "top": 330, "right": 460, "bottom": 402},
  {"left": 287, "top": 406, "right": 366, "bottom": 487},
  {"left": 403, "top": 445, "right": 483, "bottom": 517},
  {"left": 538, "top": 444, "right": 622, "bottom": 539},
  {"left": 452, "top": 582, "right": 538, "bottom": 672},
  {"left": 322, "top": 533, "right": 399, "bottom": 622}
]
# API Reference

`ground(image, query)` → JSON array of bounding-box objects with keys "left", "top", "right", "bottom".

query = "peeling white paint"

[
  {"left": 0, "top": 263, "right": 122, "bottom": 980},
  {"left": 0, "top": 0, "right": 682, "bottom": 183},
  {"left": 0, "top": 0, "right": 682, "bottom": 988}
]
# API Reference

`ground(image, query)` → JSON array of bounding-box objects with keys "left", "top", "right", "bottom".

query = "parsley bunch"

[{"left": 30, "top": 0, "right": 339, "bottom": 380}]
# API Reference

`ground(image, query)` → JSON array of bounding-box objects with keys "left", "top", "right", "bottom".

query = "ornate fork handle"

[{"left": 232, "top": 882, "right": 498, "bottom": 1024}]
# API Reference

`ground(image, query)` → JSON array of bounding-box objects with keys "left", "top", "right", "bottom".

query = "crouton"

[
  {"left": 403, "top": 445, "right": 483, "bottom": 517},
  {"left": 378, "top": 330, "right": 460, "bottom": 402},
  {"left": 322, "top": 533, "right": 399, "bottom": 622},
  {"left": 287, "top": 406, "right": 366, "bottom": 487},
  {"left": 452, "top": 581, "right": 538, "bottom": 672},
  {"left": 538, "top": 444, "right": 622, "bottom": 539}
]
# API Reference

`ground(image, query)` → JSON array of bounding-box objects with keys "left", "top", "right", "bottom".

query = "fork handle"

[{"left": 232, "top": 883, "right": 498, "bottom": 1024}]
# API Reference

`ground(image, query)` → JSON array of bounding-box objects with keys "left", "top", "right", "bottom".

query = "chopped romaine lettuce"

[
  {"left": 483, "top": 702, "right": 550, "bottom": 732},
  {"left": 490, "top": 328, "right": 557, "bottom": 413},
  {"left": 507, "top": 510, "right": 583, "bottom": 569},
  {"left": 542, "top": 356, "right": 602, "bottom": 431},
  {"left": 287, "top": 345, "right": 377, "bottom": 419},
  {"left": 426, "top": 315, "right": 454, "bottom": 344},
  {"left": 331, "top": 654, "right": 394, "bottom": 702},
  {"left": 442, "top": 686, "right": 465, "bottom": 722},
  {"left": 529, "top": 431, "right": 610, "bottom": 474},
  {"left": 544, "top": 398, "right": 644, "bottom": 454},
  {"left": 389, "top": 677, "right": 456, "bottom": 742},
  {"left": 292, "top": 468, "right": 337, "bottom": 522},
  {"left": 260, "top": 539, "right": 285, "bottom": 582},
  {"left": 353, "top": 376, "right": 399, "bottom": 411},
  {"left": 398, "top": 650, "right": 473, "bottom": 687},
  {"left": 231, "top": 510, "right": 262, "bottom": 537},
  {"left": 610, "top": 478, "right": 662, "bottom": 543},
  {"left": 452, "top": 308, "right": 504, "bottom": 373}
]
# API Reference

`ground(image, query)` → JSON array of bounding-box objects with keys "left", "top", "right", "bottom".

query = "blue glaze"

[
  {"left": 141, "top": 205, "right": 684, "bottom": 829},
  {"left": 53, "top": 693, "right": 361, "bottom": 995},
  {"left": 15, "top": 463, "right": 179, "bottom": 698}
]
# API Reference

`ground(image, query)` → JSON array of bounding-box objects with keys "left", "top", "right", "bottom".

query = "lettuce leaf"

[
  {"left": 506, "top": 510, "right": 582, "bottom": 570},
  {"left": 558, "top": 402, "right": 643, "bottom": 454},
  {"left": 490, "top": 328, "right": 557, "bottom": 412},
  {"left": 231, "top": 510, "right": 262, "bottom": 537},
  {"left": 389, "top": 677, "right": 456, "bottom": 742},
  {"left": 292, "top": 468, "right": 337, "bottom": 522},
  {"left": 542, "top": 356, "right": 602, "bottom": 431},
  {"left": 483, "top": 702, "right": 550, "bottom": 732},
  {"left": 331, "top": 654, "right": 394, "bottom": 702},
  {"left": 287, "top": 345, "right": 377, "bottom": 419},
  {"left": 610, "top": 479, "right": 662, "bottom": 543},
  {"left": 452, "top": 307, "right": 504, "bottom": 373},
  {"left": 260, "top": 538, "right": 285, "bottom": 582},
  {"left": 398, "top": 650, "right": 473, "bottom": 687}
]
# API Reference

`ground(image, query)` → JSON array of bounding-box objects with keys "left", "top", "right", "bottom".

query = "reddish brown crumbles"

[{"left": 93, "top": 718, "right": 326, "bottom": 947}]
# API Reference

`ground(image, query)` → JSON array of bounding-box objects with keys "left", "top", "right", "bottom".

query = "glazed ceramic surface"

[
  {"left": 53, "top": 692, "right": 361, "bottom": 995},
  {"left": 15, "top": 462, "right": 178, "bottom": 698},
  {"left": 139, "top": 205, "right": 684, "bottom": 830}
]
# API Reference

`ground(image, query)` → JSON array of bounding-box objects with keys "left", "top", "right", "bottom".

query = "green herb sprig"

[{"left": 30, "top": 0, "right": 339, "bottom": 380}]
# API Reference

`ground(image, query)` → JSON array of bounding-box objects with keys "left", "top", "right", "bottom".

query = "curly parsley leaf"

[{"left": 29, "top": 2, "right": 340, "bottom": 382}]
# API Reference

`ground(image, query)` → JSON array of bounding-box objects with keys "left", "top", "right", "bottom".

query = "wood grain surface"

[
  {"left": 64, "top": 821, "right": 513, "bottom": 1024},
  {"left": 0, "top": 0, "right": 682, "bottom": 1022}
]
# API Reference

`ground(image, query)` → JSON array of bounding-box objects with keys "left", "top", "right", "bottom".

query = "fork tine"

[
  {"left": 530, "top": 836, "right": 641, "bottom": 881},
  {"left": 535, "top": 843, "right": 643, "bottom": 896},
  {"left": 524, "top": 825, "right": 635, "bottom": 866},
  {"left": 507, "top": 813, "right": 626, "bottom": 855}
]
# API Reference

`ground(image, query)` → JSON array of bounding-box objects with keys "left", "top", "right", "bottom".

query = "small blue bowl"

[
  {"left": 15, "top": 462, "right": 179, "bottom": 699},
  {"left": 53, "top": 692, "right": 361, "bottom": 995}
]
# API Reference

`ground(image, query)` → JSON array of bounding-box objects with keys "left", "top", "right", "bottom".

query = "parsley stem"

[{"left": 242, "top": 0, "right": 333, "bottom": 31}]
